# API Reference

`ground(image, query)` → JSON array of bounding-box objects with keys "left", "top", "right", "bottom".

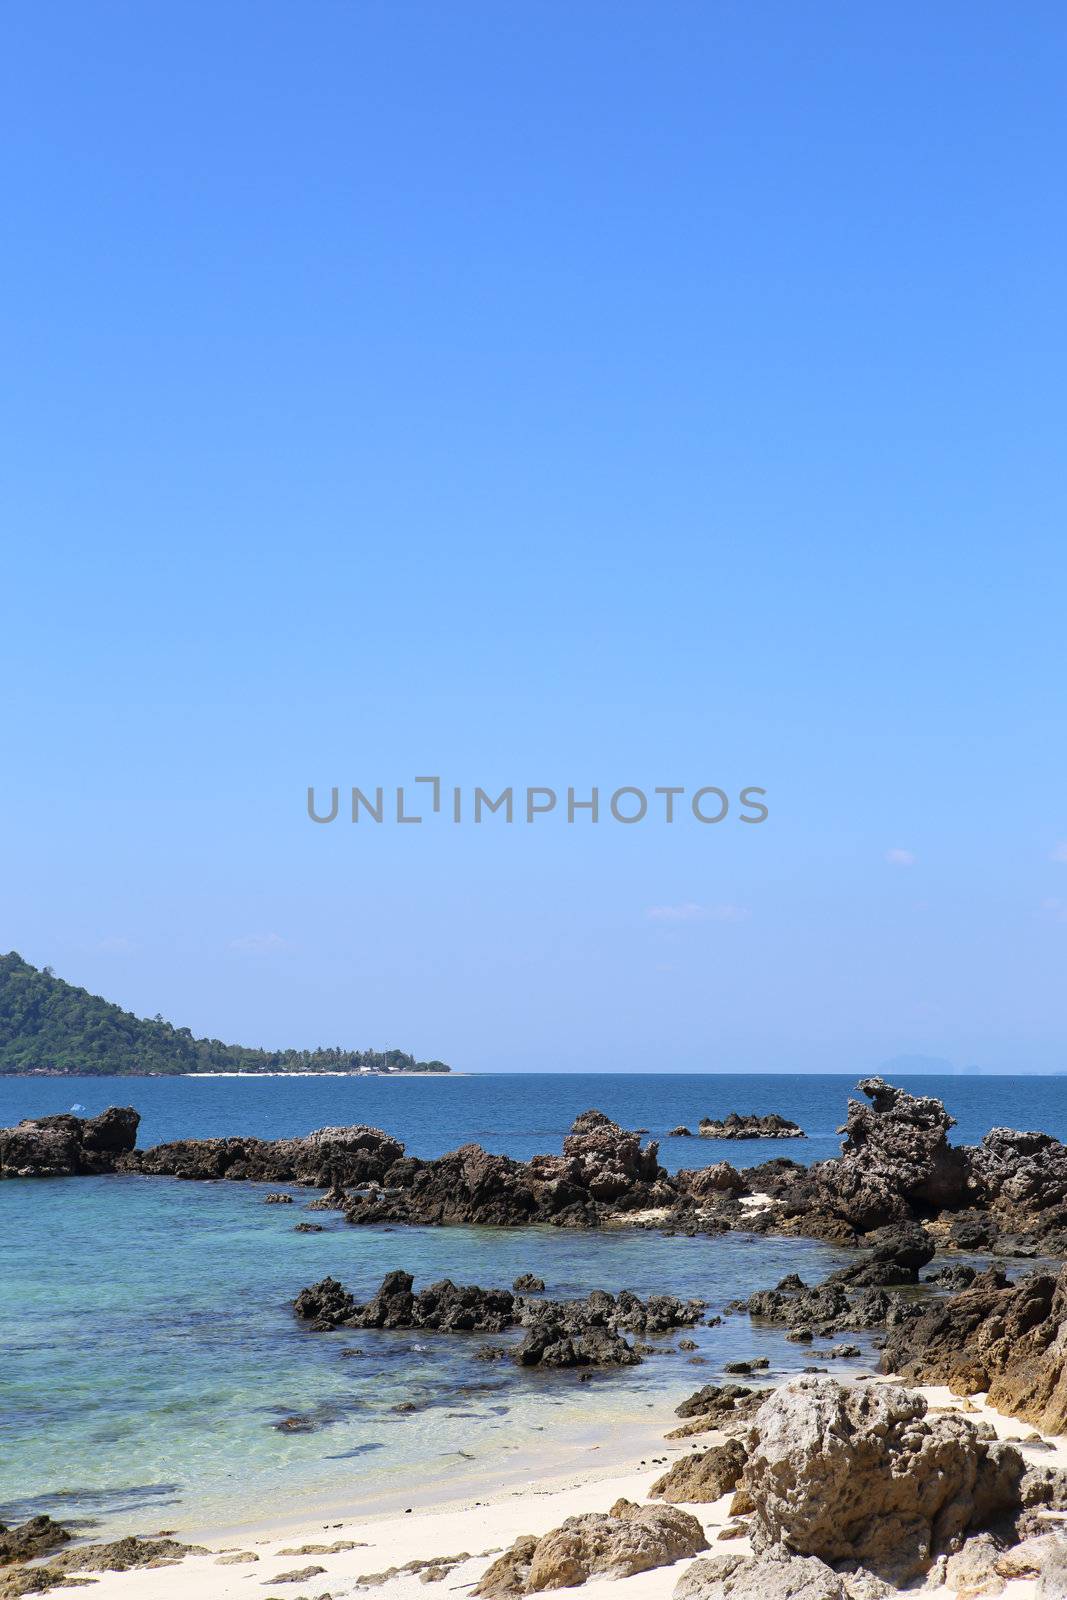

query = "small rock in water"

[{"left": 264, "top": 1192, "right": 294, "bottom": 1204}]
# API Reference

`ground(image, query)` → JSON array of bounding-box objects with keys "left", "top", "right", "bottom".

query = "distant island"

[{"left": 0, "top": 952, "right": 450, "bottom": 1076}]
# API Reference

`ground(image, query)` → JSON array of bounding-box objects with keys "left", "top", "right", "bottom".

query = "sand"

[{"left": 29, "top": 1376, "right": 1066, "bottom": 1600}]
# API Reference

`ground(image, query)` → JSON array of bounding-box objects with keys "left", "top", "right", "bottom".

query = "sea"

[{"left": 2, "top": 1072, "right": 1064, "bottom": 1539}]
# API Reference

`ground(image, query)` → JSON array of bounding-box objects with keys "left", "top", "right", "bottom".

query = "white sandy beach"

[{"left": 37, "top": 1378, "right": 1064, "bottom": 1600}]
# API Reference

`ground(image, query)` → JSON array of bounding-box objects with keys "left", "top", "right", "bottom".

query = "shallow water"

[{"left": 1, "top": 1073, "right": 1063, "bottom": 1537}]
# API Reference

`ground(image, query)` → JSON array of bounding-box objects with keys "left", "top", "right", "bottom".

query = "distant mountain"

[{"left": 0, "top": 953, "right": 449, "bottom": 1076}]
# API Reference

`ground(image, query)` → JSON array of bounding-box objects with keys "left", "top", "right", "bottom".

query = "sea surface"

[{"left": 1, "top": 1073, "right": 1064, "bottom": 1539}]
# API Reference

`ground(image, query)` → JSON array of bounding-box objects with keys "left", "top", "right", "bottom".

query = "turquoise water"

[{"left": 2, "top": 1074, "right": 1063, "bottom": 1538}]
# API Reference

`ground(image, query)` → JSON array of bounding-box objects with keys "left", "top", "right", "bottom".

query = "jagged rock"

[
  {"left": 516, "top": 1313, "right": 638, "bottom": 1369},
  {"left": 293, "top": 1276, "right": 357, "bottom": 1328},
  {"left": 49, "top": 1535, "right": 206, "bottom": 1572},
  {"left": 773, "top": 1079, "right": 970, "bottom": 1240},
  {"left": 741, "top": 1377, "right": 1025, "bottom": 1583},
  {"left": 0, "top": 1518, "right": 71, "bottom": 1565},
  {"left": 512, "top": 1275, "right": 545, "bottom": 1292},
  {"left": 676, "top": 1164, "right": 747, "bottom": 1200},
  {"left": 674, "top": 1552, "right": 847, "bottom": 1600},
  {"left": 669, "top": 1126, "right": 693, "bottom": 1138},
  {"left": 127, "top": 1124, "right": 404, "bottom": 1187},
  {"left": 272, "top": 1565, "right": 326, "bottom": 1583},
  {"left": 881, "top": 1264, "right": 1067, "bottom": 1433},
  {"left": 473, "top": 1499, "right": 707, "bottom": 1594},
  {"left": 264, "top": 1192, "right": 293, "bottom": 1204},
  {"left": 0, "top": 1108, "right": 139, "bottom": 1178},
  {"left": 827, "top": 1222, "right": 935, "bottom": 1287},
  {"left": 943, "top": 1533, "right": 1005, "bottom": 1597},
  {"left": 698, "top": 1114, "right": 806, "bottom": 1140},
  {"left": 649, "top": 1438, "right": 747, "bottom": 1502},
  {"left": 1035, "top": 1537, "right": 1067, "bottom": 1598},
  {"left": 674, "top": 1384, "right": 761, "bottom": 1423},
  {"left": 926, "top": 1263, "right": 980, "bottom": 1291}
]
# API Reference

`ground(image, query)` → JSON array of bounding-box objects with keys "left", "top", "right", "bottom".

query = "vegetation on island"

[{"left": 0, "top": 952, "right": 450, "bottom": 1076}]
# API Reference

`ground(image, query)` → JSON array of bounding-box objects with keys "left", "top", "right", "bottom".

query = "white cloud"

[
  {"left": 646, "top": 903, "right": 750, "bottom": 924},
  {"left": 228, "top": 932, "right": 290, "bottom": 953},
  {"left": 885, "top": 849, "right": 916, "bottom": 867},
  {"left": 1050, "top": 843, "right": 1067, "bottom": 864}
]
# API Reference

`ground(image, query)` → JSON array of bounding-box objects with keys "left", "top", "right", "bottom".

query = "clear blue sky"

[{"left": 3, "top": 2, "right": 1065, "bottom": 1073}]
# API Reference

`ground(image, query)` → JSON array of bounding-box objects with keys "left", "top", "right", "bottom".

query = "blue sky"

[{"left": 2, "top": 1, "right": 1066, "bottom": 1072}]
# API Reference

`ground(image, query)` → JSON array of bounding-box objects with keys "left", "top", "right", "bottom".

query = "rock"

[
  {"left": 264, "top": 1192, "right": 293, "bottom": 1204},
  {"left": 128, "top": 1123, "right": 404, "bottom": 1187},
  {"left": 741, "top": 1377, "right": 1025, "bottom": 1583},
  {"left": 827, "top": 1222, "right": 935, "bottom": 1287},
  {"left": 294, "top": 1222, "right": 325, "bottom": 1233},
  {"left": 474, "top": 1345, "right": 508, "bottom": 1361},
  {"left": 674, "top": 1551, "right": 847, "bottom": 1600},
  {"left": 512, "top": 1275, "right": 545, "bottom": 1292},
  {"left": 50, "top": 1536, "right": 206, "bottom": 1573},
  {"left": 271, "top": 1564, "right": 327, "bottom": 1583},
  {"left": 293, "top": 1276, "right": 358, "bottom": 1328},
  {"left": 698, "top": 1114, "right": 806, "bottom": 1140},
  {"left": 676, "top": 1164, "right": 747, "bottom": 1199},
  {"left": 926, "top": 1263, "right": 980, "bottom": 1291},
  {"left": 357, "top": 1553, "right": 471, "bottom": 1585},
  {"left": 278, "top": 1542, "right": 366, "bottom": 1555},
  {"left": 0, "top": 1108, "right": 140, "bottom": 1178},
  {"left": 474, "top": 1499, "right": 707, "bottom": 1594},
  {"left": 216, "top": 1551, "right": 259, "bottom": 1564},
  {"left": 669, "top": 1127, "right": 694, "bottom": 1138},
  {"left": 0, "top": 1518, "right": 71, "bottom": 1566},
  {"left": 880, "top": 1265, "right": 1067, "bottom": 1433},
  {"left": 1036, "top": 1539, "right": 1067, "bottom": 1599},
  {"left": 650, "top": 1439, "right": 747, "bottom": 1502},
  {"left": 943, "top": 1533, "right": 1005, "bottom": 1597},
  {"left": 674, "top": 1384, "right": 761, "bottom": 1424}
]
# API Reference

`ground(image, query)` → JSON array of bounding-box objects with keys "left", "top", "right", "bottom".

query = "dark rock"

[
  {"left": 0, "top": 1107, "right": 139, "bottom": 1178},
  {"left": 0, "top": 1517, "right": 71, "bottom": 1565},
  {"left": 264, "top": 1192, "right": 293, "bottom": 1204},
  {"left": 881, "top": 1263, "right": 1067, "bottom": 1432},
  {"left": 512, "top": 1275, "right": 545, "bottom": 1292},
  {"left": 698, "top": 1114, "right": 805, "bottom": 1140}
]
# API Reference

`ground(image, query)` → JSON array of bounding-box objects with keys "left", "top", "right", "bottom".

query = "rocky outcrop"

[
  {"left": 650, "top": 1438, "right": 747, "bottom": 1502},
  {"left": 0, "top": 1108, "right": 139, "bottom": 1178},
  {"left": 699, "top": 1114, "right": 805, "bottom": 1140},
  {"left": 473, "top": 1499, "right": 708, "bottom": 1594},
  {"left": 513, "top": 1274, "right": 545, "bottom": 1292},
  {"left": 881, "top": 1263, "right": 1067, "bottom": 1433},
  {"left": 294, "top": 1271, "right": 514, "bottom": 1333},
  {"left": 293, "top": 1273, "right": 702, "bottom": 1368},
  {"left": 741, "top": 1377, "right": 1026, "bottom": 1583},
  {"left": 125, "top": 1124, "right": 404, "bottom": 1187}
]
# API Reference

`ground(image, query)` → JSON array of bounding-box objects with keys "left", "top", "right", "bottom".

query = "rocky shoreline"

[{"left": 6, "top": 1079, "right": 1067, "bottom": 1259}]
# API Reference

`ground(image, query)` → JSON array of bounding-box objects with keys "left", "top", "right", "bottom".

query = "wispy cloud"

[
  {"left": 646, "top": 902, "right": 750, "bottom": 924},
  {"left": 1050, "top": 843, "right": 1067, "bottom": 864},
  {"left": 228, "top": 932, "right": 290, "bottom": 953},
  {"left": 885, "top": 848, "right": 916, "bottom": 867}
]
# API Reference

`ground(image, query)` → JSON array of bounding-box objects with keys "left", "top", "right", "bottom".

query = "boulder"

[
  {"left": 741, "top": 1377, "right": 1025, "bottom": 1583},
  {"left": 650, "top": 1438, "right": 747, "bottom": 1502},
  {"left": 513, "top": 1274, "right": 545, "bottom": 1292},
  {"left": 474, "top": 1499, "right": 707, "bottom": 1594},
  {"left": 0, "top": 1517, "right": 71, "bottom": 1565},
  {"left": 674, "top": 1551, "right": 847, "bottom": 1600}
]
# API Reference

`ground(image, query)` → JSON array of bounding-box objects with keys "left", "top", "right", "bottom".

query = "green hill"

[{"left": 0, "top": 952, "right": 450, "bottom": 1076}]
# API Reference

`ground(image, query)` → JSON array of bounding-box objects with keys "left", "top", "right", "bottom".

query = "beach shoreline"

[{"left": 35, "top": 1374, "right": 1058, "bottom": 1600}]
